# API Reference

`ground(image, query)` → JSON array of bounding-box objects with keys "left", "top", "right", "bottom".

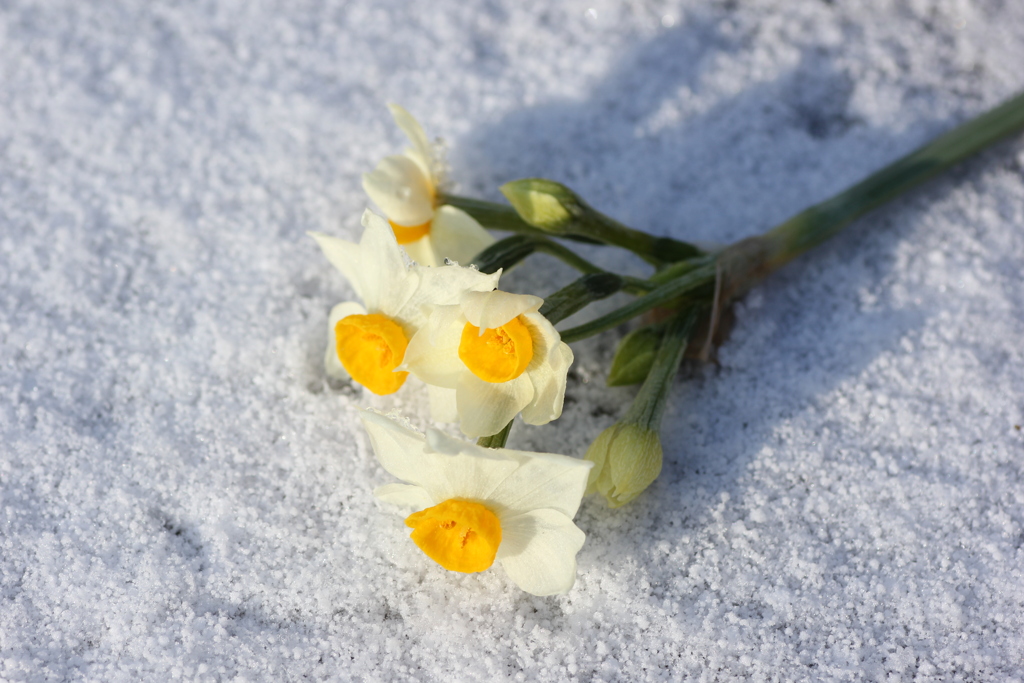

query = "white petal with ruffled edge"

[
  {"left": 429, "top": 205, "right": 496, "bottom": 267},
  {"left": 362, "top": 155, "right": 434, "bottom": 226},
  {"left": 497, "top": 509, "right": 586, "bottom": 596}
]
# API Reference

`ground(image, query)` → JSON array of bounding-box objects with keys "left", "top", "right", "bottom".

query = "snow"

[{"left": 2, "top": 0, "right": 1023, "bottom": 680}]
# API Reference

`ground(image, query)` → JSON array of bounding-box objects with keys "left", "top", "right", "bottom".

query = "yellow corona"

[
  {"left": 334, "top": 313, "right": 410, "bottom": 395},
  {"left": 405, "top": 499, "right": 502, "bottom": 573},
  {"left": 458, "top": 316, "right": 534, "bottom": 384}
]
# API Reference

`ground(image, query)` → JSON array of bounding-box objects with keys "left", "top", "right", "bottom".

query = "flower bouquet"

[{"left": 312, "top": 96, "right": 1024, "bottom": 595}]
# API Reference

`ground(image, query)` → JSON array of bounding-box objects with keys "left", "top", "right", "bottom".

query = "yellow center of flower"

[
  {"left": 458, "top": 316, "right": 534, "bottom": 384},
  {"left": 334, "top": 313, "right": 410, "bottom": 395},
  {"left": 405, "top": 499, "right": 502, "bottom": 573},
  {"left": 389, "top": 219, "right": 432, "bottom": 245}
]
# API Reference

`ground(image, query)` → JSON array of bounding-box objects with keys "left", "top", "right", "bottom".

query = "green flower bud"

[
  {"left": 584, "top": 421, "right": 663, "bottom": 508},
  {"left": 499, "top": 178, "right": 583, "bottom": 233}
]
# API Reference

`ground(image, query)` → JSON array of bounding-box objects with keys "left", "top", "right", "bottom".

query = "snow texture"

[{"left": 2, "top": 0, "right": 1023, "bottom": 681}]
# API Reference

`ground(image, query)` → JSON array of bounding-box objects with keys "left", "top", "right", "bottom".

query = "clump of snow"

[{"left": 1, "top": 0, "right": 1023, "bottom": 680}]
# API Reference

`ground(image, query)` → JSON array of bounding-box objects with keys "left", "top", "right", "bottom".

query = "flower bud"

[
  {"left": 500, "top": 178, "right": 583, "bottom": 233},
  {"left": 584, "top": 421, "right": 663, "bottom": 508}
]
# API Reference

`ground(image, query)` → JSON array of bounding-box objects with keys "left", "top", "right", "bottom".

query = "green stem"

[
  {"left": 443, "top": 192, "right": 701, "bottom": 264},
  {"left": 531, "top": 240, "right": 654, "bottom": 294},
  {"left": 486, "top": 91, "right": 1024, "bottom": 347},
  {"left": 648, "top": 255, "right": 715, "bottom": 285},
  {"left": 442, "top": 194, "right": 601, "bottom": 243},
  {"left": 573, "top": 212, "right": 698, "bottom": 266},
  {"left": 756, "top": 90, "right": 1024, "bottom": 276},
  {"left": 624, "top": 309, "right": 698, "bottom": 429},
  {"left": 558, "top": 259, "right": 716, "bottom": 343},
  {"left": 477, "top": 420, "right": 513, "bottom": 449},
  {"left": 473, "top": 233, "right": 655, "bottom": 294},
  {"left": 540, "top": 273, "right": 626, "bottom": 325},
  {"left": 532, "top": 239, "right": 603, "bottom": 274}
]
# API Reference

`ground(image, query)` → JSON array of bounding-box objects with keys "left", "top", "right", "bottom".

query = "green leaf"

[{"left": 606, "top": 325, "right": 664, "bottom": 387}]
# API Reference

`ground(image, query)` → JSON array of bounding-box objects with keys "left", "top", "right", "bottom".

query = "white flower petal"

[
  {"left": 427, "top": 384, "right": 459, "bottom": 423},
  {"left": 521, "top": 309, "right": 561, "bottom": 367},
  {"left": 360, "top": 411, "right": 518, "bottom": 504},
  {"left": 362, "top": 155, "right": 434, "bottom": 226},
  {"left": 401, "top": 234, "right": 439, "bottom": 267},
  {"left": 497, "top": 509, "right": 586, "bottom": 596},
  {"left": 461, "top": 290, "right": 543, "bottom": 331},
  {"left": 358, "top": 210, "right": 420, "bottom": 316},
  {"left": 485, "top": 448, "right": 591, "bottom": 519},
  {"left": 374, "top": 483, "right": 434, "bottom": 509},
  {"left": 402, "top": 307, "right": 465, "bottom": 388},
  {"left": 398, "top": 262, "right": 499, "bottom": 328},
  {"left": 387, "top": 103, "right": 434, "bottom": 181},
  {"left": 521, "top": 342, "right": 573, "bottom": 426},
  {"left": 455, "top": 373, "right": 534, "bottom": 439},
  {"left": 359, "top": 410, "right": 437, "bottom": 489},
  {"left": 429, "top": 205, "right": 496, "bottom": 267},
  {"left": 324, "top": 301, "right": 367, "bottom": 379},
  {"left": 308, "top": 232, "right": 364, "bottom": 302},
  {"left": 419, "top": 429, "right": 520, "bottom": 502},
  {"left": 309, "top": 212, "right": 412, "bottom": 314}
]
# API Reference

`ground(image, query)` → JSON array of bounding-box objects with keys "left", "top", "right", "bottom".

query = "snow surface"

[{"left": 2, "top": 1, "right": 1023, "bottom": 681}]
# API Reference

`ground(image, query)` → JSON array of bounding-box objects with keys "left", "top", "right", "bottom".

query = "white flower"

[
  {"left": 362, "top": 104, "right": 495, "bottom": 267},
  {"left": 309, "top": 209, "right": 499, "bottom": 396},
  {"left": 359, "top": 409, "right": 593, "bottom": 596},
  {"left": 402, "top": 289, "right": 574, "bottom": 438}
]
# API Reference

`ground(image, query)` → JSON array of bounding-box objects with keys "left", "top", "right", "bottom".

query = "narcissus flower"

[
  {"left": 362, "top": 104, "right": 494, "bottom": 267},
  {"left": 402, "top": 290, "right": 573, "bottom": 438},
  {"left": 359, "top": 410, "right": 592, "bottom": 596},
  {"left": 310, "top": 210, "right": 499, "bottom": 396}
]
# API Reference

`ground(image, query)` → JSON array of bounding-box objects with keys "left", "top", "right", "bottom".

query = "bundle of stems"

[{"left": 449, "top": 91, "right": 1024, "bottom": 461}]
